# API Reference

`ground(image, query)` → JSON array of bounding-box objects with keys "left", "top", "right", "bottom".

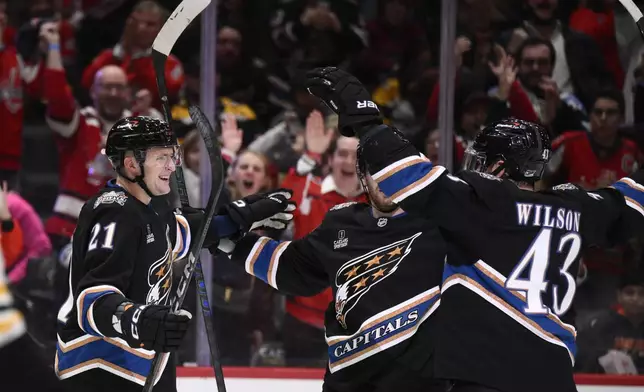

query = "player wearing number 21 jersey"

[{"left": 54, "top": 116, "right": 294, "bottom": 392}]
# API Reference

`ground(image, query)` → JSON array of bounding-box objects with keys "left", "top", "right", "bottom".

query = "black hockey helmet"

[
  {"left": 462, "top": 118, "right": 551, "bottom": 183},
  {"left": 105, "top": 116, "right": 180, "bottom": 194}
]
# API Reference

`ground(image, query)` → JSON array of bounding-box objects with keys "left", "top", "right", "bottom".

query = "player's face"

[
  {"left": 232, "top": 151, "right": 267, "bottom": 197},
  {"left": 330, "top": 137, "right": 359, "bottom": 183},
  {"left": 618, "top": 285, "right": 644, "bottom": 319},
  {"left": 143, "top": 146, "right": 180, "bottom": 195},
  {"left": 364, "top": 173, "right": 398, "bottom": 213}
]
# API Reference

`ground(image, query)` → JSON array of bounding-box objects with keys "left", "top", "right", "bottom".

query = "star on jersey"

[{"left": 334, "top": 232, "right": 422, "bottom": 329}]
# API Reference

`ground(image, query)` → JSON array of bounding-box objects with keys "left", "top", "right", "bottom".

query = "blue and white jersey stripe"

[
  {"left": 611, "top": 178, "right": 644, "bottom": 218},
  {"left": 442, "top": 261, "right": 577, "bottom": 364},
  {"left": 371, "top": 155, "right": 445, "bottom": 204}
]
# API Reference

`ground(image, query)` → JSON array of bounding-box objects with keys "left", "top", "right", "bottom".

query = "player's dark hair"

[{"left": 356, "top": 129, "right": 403, "bottom": 213}]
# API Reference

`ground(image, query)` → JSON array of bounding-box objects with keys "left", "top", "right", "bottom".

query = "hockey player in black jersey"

[
  {"left": 306, "top": 67, "right": 644, "bottom": 392},
  {"left": 219, "top": 143, "right": 447, "bottom": 391},
  {"left": 55, "top": 116, "right": 295, "bottom": 392}
]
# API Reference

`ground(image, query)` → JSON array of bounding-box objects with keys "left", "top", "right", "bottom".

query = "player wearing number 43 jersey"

[
  {"left": 55, "top": 116, "right": 294, "bottom": 392},
  {"left": 306, "top": 67, "right": 644, "bottom": 392}
]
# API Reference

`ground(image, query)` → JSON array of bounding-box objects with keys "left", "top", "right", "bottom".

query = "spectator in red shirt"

[
  {"left": 546, "top": 89, "right": 642, "bottom": 189},
  {"left": 81, "top": 0, "right": 184, "bottom": 111},
  {"left": 280, "top": 126, "right": 367, "bottom": 367},
  {"left": 0, "top": 1, "right": 43, "bottom": 187}
]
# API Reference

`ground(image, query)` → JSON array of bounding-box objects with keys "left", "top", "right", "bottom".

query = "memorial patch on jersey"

[
  {"left": 326, "top": 286, "right": 440, "bottom": 373},
  {"left": 442, "top": 261, "right": 577, "bottom": 364},
  {"left": 93, "top": 191, "right": 128, "bottom": 209},
  {"left": 330, "top": 201, "right": 358, "bottom": 211},
  {"left": 334, "top": 232, "right": 422, "bottom": 329}
]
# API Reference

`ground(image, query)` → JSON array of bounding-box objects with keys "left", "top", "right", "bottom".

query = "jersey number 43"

[{"left": 506, "top": 228, "right": 581, "bottom": 316}]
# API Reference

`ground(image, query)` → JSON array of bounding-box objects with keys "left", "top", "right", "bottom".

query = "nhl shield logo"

[{"left": 334, "top": 232, "right": 422, "bottom": 329}]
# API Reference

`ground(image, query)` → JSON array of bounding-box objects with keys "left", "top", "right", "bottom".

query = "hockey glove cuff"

[
  {"left": 116, "top": 302, "right": 192, "bottom": 352},
  {"left": 221, "top": 189, "right": 296, "bottom": 233},
  {"left": 306, "top": 67, "right": 382, "bottom": 136}
]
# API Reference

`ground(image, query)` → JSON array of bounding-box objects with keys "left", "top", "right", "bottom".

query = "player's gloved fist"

[
  {"left": 306, "top": 67, "right": 382, "bottom": 136},
  {"left": 119, "top": 303, "right": 192, "bottom": 352},
  {"left": 222, "top": 189, "right": 296, "bottom": 232}
]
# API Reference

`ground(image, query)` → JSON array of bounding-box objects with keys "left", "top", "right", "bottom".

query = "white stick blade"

[
  {"left": 152, "top": 0, "right": 212, "bottom": 56},
  {"left": 620, "top": 0, "right": 644, "bottom": 21}
]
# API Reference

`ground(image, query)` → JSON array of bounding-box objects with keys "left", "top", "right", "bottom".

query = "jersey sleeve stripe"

[
  {"left": 75, "top": 285, "right": 123, "bottom": 337},
  {"left": 173, "top": 214, "right": 191, "bottom": 260},
  {"left": 243, "top": 236, "right": 290, "bottom": 290},
  {"left": 442, "top": 263, "right": 576, "bottom": 365},
  {"left": 611, "top": 178, "right": 644, "bottom": 217},
  {"left": 55, "top": 336, "right": 170, "bottom": 386},
  {"left": 376, "top": 161, "right": 445, "bottom": 204},
  {"left": 372, "top": 155, "right": 430, "bottom": 182}
]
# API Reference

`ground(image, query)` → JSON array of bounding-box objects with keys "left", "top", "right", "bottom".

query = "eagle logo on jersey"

[
  {"left": 146, "top": 226, "right": 173, "bottom": 304},
  {"left": 334, "top": 232, "right": 422, "bottom": 329}
]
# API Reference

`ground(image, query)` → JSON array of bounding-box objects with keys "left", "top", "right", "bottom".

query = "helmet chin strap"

[{"left": 117, "top": 155, "right": 156, "bottom": 199}]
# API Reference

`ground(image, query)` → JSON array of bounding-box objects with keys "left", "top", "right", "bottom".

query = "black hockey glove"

[
  {"left": 117, "top": 302, "right": 192, "bottom": 352},
  {"left": 306, "top": 67, "right": 382, "bottom": 136},
  {"left": 221, "top": 189, "right": 296, "bottom": 233}
]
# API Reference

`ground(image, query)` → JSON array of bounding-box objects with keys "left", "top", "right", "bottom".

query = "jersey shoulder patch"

[
  {"left": 551, "top": 183, "right": 579, "bottom": 192},
  {"left": 93, "top": 190, "right": 128, "bottom": 209},
  {"left": 330, "top": 201, "right": 358, "bottom": 211}
]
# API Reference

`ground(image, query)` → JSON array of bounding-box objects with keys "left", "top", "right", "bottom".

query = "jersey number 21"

[{"left": 88, "top": 222, "right": 117, "bottom": 251}]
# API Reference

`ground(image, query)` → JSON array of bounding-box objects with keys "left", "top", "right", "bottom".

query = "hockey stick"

[
  {"left": 620, "top": 0, "right": 644, "bottom": 37},
  {"left": 142, "top": 106, "right": 225, "bottom": 392},
  {"left": 145, "top": 1, "right": 223, "bottom": 392},
  {"left": 151, "top": 0, "right": 211, "bottom": 207}
]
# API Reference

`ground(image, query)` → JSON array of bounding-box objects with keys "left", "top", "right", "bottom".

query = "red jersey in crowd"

[
  {"left": 81, "top": 44, "right": 184, "bottom": 111},
  {"left": 281, "top": 167, "right": 367, "bottom": 329},
  {"left": 0, "top": 45, "right": 42, "bottom": 173},
  {"left": 550, "top": 130, "right": 642, "bottom": 189},
  {"left": 43, "top": 68, "right": 128, "bottom": 240}
]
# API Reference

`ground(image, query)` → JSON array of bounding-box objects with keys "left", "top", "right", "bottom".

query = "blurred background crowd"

[{"left": 3, "top": 0, "right": 644, "bottom": 378}]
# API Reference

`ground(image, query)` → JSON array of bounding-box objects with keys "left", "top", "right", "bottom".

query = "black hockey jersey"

[
  {"left": 55, "top": 181, "right": 191, "bottom": 387},
  {"left": 229, "top": 202, "right": 446, "bottom": 387},
  {"left": 357, "top": 125, "right": 644, "bottom": 392}
]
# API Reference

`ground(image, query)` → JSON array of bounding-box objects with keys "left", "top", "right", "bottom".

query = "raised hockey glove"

[
  {"left": 117, "top": 303, "right": 192, "bottom": 352},
  {"left": 221, "top": 189, "right": 296, "bottom": 232},
  {"left": 306, "top": 67, "right": 382, "bottom": 136}
]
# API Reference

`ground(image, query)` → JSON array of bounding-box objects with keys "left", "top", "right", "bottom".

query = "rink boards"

[{"left": 176, "top": 367, "right": 644, "bottom": 391}]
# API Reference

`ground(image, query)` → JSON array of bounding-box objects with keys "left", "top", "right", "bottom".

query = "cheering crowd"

[{"left": 2, "top": 0, "right": 644, "bottom": 377}]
